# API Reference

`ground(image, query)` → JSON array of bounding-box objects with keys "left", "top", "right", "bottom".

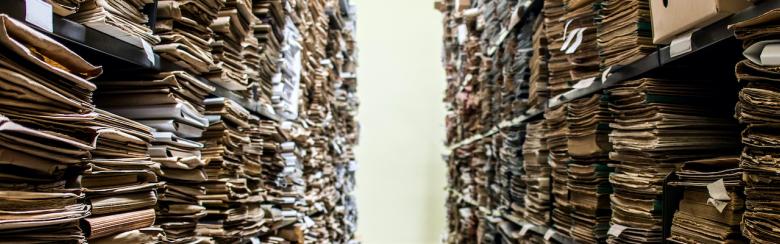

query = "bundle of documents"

[
  {"left": 94, "top": 70, "right": 213, "bottom": 242},
  {"left": 668, "top": 156, "right": 746, "bottom": 244},
  {"left": 194, "top": 98, "right": 258, "bottom": 242},
  {"left": 542, "top": 0, "right": 571, "bottom": 96},
  {"left": 155, "top": 0, "right": 223, "bottom": 74},
  {"left": 70, "top": 0, "right": 160, "bottom": 46},
  {"left": 561, "top": 0, "right": 601, "bottom": 80},
  {"left": 529, "top": 17, "right": 549, "bottom": 110},
  {"left": 0, "top": 14, "right": 102, "bottom": 242},
  {"left": 597, "top": 0, "right": 654, "bottom": 68},
  {"left": 257, "top": 120, "right": 306, "bottom": 243},
  {"left": 505, "top": 15, "right": 536, "bottom": 118},
  {"left": 545, "top": 105, "right": 573, "bottom": 238},
  {"left": 522, "top": 120, "right": 552, "bottom": 226},
  {"left": 731, "top": 10, "right": 780, "bottom": 243},
  {"left": 272, "top": 15, "right": 303, "bottom": 120},
  {"left": 81, "top": 109, "right": 162, "bottom": 242},
  {"left": 607, "top": 78, "right": 741, "bottom": 243},
  {"left": 50, "top": 0, "right": 88, "bottom": 16},
  {"left": 499, "top": 125, "right": 527, "bottom": 219},
  {"left": 566, "top": 94, "right": 613, "bottom": 243},
  {"left": 252, "top": 0, "right": 285, "bottom": 105},
  {"left": 207, "top": 0, "right": 255, "bottom": 91}
]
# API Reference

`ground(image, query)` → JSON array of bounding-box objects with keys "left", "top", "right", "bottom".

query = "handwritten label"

[
  {"left": 707, "top": 179, "right": 731, "bottom": 213},
  {"left": 25, "top": 0, "right": 53, "bottom": 32},
  {"left": 608, "top": 224, "right": 628, "bottom": 237}
]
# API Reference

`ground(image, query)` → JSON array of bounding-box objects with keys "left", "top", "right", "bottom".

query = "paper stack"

[
  {"left": 506, "top": 15, "right": 536, "bottom": 118},
  {"left": 93, "top": 71, "right": 214, "bottom": 243},
  {"left": 80, "top": 109, "right": 164, "bottom": 242},
  {"left": 542, "top": 0, "right": 571, "bottom": 96},
  {"left": 50, "top": 0, "right": 87, "bottom": 16},
  {"left": 668, "top": 157, "right": 746, "bottom": 244},
  {"left": 194, "top": 98, "right": 259, "bottom": 242},
  {"left": 544, "top": 104, "right": 573, "bottom": 238},
  {"left": 597, "top": 0, "right": 654, "bottom": 68},
  {"left": 252, "top": 0, "right": 285, "bottom": 105},
  {"left": 522, "top": 120, "right": 552, "bottom": 226},
  {"left": 606, "top": 78, "right": 741, "bottom": 243},
  {"left": 731, "top": 11, "right": 780, "bottom": 243},
  {"left": 561, "top": 0, "right": 601, "bottom": 81},
  {"left": 207, "top": 0, "right": 255, "bottom": 91},
  {"left": 0, "top": 14, "right": 101, "bottom": 242},
  {"left": 155, "top": 0, "right": 223, "bottom": 75},
  {"left": 69, "top": 0, "right": 160, "bottom": 46},
  {"left": 529, "top": 17, "right": 549, "bottom": 110},
  {"left": 566, "top": 94, "right": 614, "bottom": 243},
  {"left": 499, "top": 125, "right": 527, "bottom": 219},
  {"left": 257, "top": 120, "right": 305, "bottom": 243}
]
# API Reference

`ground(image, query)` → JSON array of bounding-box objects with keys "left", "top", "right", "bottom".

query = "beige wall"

[{"left": 352, "top": 0, "right": 447, "bottom": 243}]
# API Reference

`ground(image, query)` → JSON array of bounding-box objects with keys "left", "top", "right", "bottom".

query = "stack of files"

[
  {"left": 731, "top": 11, "right": 780, "bottom": 243},
  {"left": 507, "top": 15, "right": 536, "bottom": 118},
  {"left": 207, "top": 0, "right": 255, "bottom": 91},
  {"left": 0, "top": 14, "right": 102, "bottom": 243},
  {"left": 566, "top": 94, "right": 614, "bottom": 243},
  {"left": 606, "top": 78, "right": 741, "bottom": 244},
  {"left": 155, "top": 0, "right": 223, "bottom": 75},
  {"left": 667, "top": 156, "right": 747, "bottom": 244},
  {"left": 561, "top": 0, "right": 601, "bottom": 80},
  {"left": 522, "top": 120, "right": 552, "bottom": 226},
  {"left": 498, "top": 125, "right": 527, "bottom": 219},
  {"left": 242, "top": 116, "right": 269, "bottom": 236},
  {"left": 150, "top": 131, "right": 209, "bottom": 243},
  {"left": 94, "top": 71, "right": 215, "bottom": 114},
  {"left": 446, "top": 204, "right": 480, "bottom": 244},
  {"left": 597, "top": 0, "right": 654, "bottom": 68},
  {"left": 542, "top": 0, "right": 571, "bottom": 96},
  {"left": 50, "top": 0, "right": 87, "bottom": 16},
  {"left": 529, "top": 17, "right": 549, "bottom": 110},
  {"left": 252, "top": 0, "right": 285, "bottom": 105},
  {"left": 272, "top": 16, "right": 303, "bottom": 120},
  {"left": 69, "top": 0, "right": 160, "bottom": 46},
  {"left": 100, "top": 89, "right": 210, "bottom": 139},
  {"left": 544, "top": 104, "right": 573, "bottom": 238},
  {"left": 257, "top": 120, "right": 306, "bottom": 243},
  {"left": 242, "top": 30, "right": 263, "bottom": 101},
  {"left": 80, "top": 109, "right": 163, "bottom": 242},
  {"left": 195, "top": 98, "right": 257, "bottom": 242}
]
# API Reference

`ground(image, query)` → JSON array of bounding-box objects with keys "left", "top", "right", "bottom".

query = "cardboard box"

[{"left": 650, "top": 0, "right": 752, "bottom": 44}]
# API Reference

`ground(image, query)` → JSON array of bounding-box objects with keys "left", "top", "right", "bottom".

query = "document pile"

[
  {"left": 207, "top": 0, "right": 255, "bottom": 90},
  {"left": 522, "top": 120, "right": 552, "bottom": 226},
  {"left": 194, "top": 98, "right": 260, "bottom": 242},
  {"left": 529, "top": 17, "right": 549, "bottom": 110},
  {"left": 560, "top": 0, "right": 600, "bottom": 80},
  {"left": 93, "top": 71, "right": 214, "bottom": 243},
  {"left": 50, "top": 0, "right": 87, "bottom": 16},
  {"left": 155, "top": 0, "right": 222, "bottom": 75},
  {"left": 251, "top": 0, "right": 284, "bottom": 105},
  {"left": 498, "top": 125, "right": 526, "bottom": 219},
  {"left": 566, "top": 94, "right": 613, "bottom": 243},
  {"left": 668, "top": 157, "right": 746, "bottom": 244},
  {"left": 257, "top": 120, "right": 305, "bottom": 243},
  {"left": 0, "top": 14, "right": 101, "bottom": 242},
  {"left": 545, "top": 105, "right": 572, "bottom": 237},
  {"left": 732, "top": 10, "right": 780, "bottom": 243},
  {"left": 607, "top": 78, "right": 741, "bottom": 243},
  {"left": 506, "top": 17, "right": 535, "bottom": 117},
  {"left": 597, "top": 0, "right": 654, "bottom": 67},
  {"left": 542, "top": 0, "right": 570, "bottom": 96},
  {"left": 70, "top": 0, "right": 160, "bottom": 46},
  {"left": 81, "top": 109, "right": 163, "bottom": 242}
]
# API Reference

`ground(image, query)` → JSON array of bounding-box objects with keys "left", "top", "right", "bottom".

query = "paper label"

[
  {"left": 543, "top": 229, "right": 556, "bottom": 240},
  {"left": 608, "top": 224, "right": 628, "bottom": 237},
  {"left": 565, "top": 28, "right": 585, "bottom": 54},
  {"left": 25, "top": 0, "right": 53, "bottom": 32},
  {"left": 669, "top": 31, "right": 694, "bottom": 58},
  {"left": 707, "top": 198, "right": 729, "bottom": 213},
  {"left": 707, "top": 179, "right": 730, "bottom": 201},
  {"left": 602, "top": 66, "right": 613, "bottom": 82},
  {"left": 458, "top": 24, "right": 468, "bottom": 44},
  {"left": 141, "top": 40, "right": 156, "bottom": 65},
  {"left": 560, "top": 27, "right": 581, "bottom": 51},
  {"left": 561, "top": 19, "right": 574, "bottom": 41},
  {"left": 519, "top": 224, "right": 534, "bottom": 236},
  {"left": 573, "top": 77, "right": 597, "bottom": 89}
]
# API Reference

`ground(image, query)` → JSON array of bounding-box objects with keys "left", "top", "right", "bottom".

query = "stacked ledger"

[
  {"left": 544, "top": 104, "right": 573, "bottom": 237},
  {"left": 0, "top": 14, "right": 101, "bottom": 243},
  {"left": 597, "top": 0, "right": 654, "bottom": 67},
  {"left": 732, "top": 9, "right": 780, "bottom": 243},
  {"left": 606, "top": 78, "right": 740, "bottom": 243},
  {"left": 522, "top": 120, "right": 551, "bottom": 226}
]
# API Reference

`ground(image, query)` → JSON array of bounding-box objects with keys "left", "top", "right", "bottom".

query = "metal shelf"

[
  {"left": 446, "top": 108, "right": 544, "bottom": 151},
  {"left": 0, "top": 0, "right": 283, "bottom": 122}
]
